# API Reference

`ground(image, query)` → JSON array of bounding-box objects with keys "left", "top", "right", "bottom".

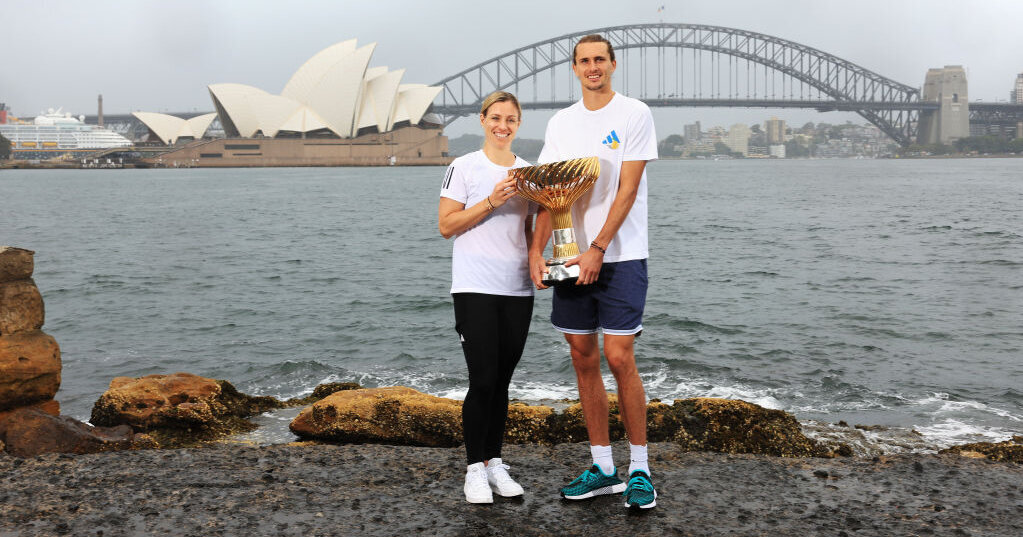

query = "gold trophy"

[{"left": 513, "top": 157, "right": 600, "bottom": 286}]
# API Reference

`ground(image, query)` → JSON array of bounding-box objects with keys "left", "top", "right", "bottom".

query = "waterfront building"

[
  {"left": 1012, "top": 73, "right": 1023, "bottom": 104},
  {"left": 133, "top": 112, "right": 217, "bottom": 145},
  {"left": 768, "top": 144, "right": 786, "bottom": 158},
  {"left": 142, "top": 39, "right": 448, "bottom": 167},
  {"left": 683, "top": 121, "right": 701, "bottom": 144},
  {"left": 725, "top": 124, "right": 751, "bottom": 156},
  {"left": 765, "top": 117, "right": 786, "bottom": 145}
]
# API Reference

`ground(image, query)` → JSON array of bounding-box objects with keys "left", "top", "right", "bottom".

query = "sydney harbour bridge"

[{"left": 97, "top": 23, "right": 1023, "bottom": 147}]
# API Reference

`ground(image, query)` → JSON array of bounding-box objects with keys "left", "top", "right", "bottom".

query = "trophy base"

[{"left": 543, "top": 261, "right": 580, "bottom": 287}]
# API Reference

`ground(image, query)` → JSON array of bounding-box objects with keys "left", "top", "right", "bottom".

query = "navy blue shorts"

[{"left": 551, "top": 259, "right": 648, "bottom": 336}]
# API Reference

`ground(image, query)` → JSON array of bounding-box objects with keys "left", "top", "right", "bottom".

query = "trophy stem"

[
  {"left": 550, "top": 210, "right": 574, "bottom": 231},
  {"left": 549, "top": 209, "right": 579, "bottom": 260}
]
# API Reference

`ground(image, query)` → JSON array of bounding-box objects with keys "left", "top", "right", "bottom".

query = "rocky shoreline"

[{"left": 2, "top": 441, "right": 1022, "bottom": 536}]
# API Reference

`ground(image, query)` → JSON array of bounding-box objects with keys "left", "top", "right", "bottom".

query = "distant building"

[
  {"left": 0, "top": 103, "right": 7, "bottom": 124},
  {"left": 725, "top": 124, "right": 750, "bottom": 156},
  {"left": 142, "top": 39, "right": 449, "bottom": 167},
  {"left": 133, "top": 112, "right": 217, "bottom": 145},
  {"left": 706, "top": 126, "right": 727, "bottom": 147},
  {"left": 768, "top": 144, "right": 786, "bottom": 158},
  {"left": 765, "top": 117, "right": 786, "bottom": 145},
  {"left": 683, "top": 121, "right": 701, "bottom": 144},
  {"left": 1012, "top": 73, "right": 1023, "bottom": 104}
]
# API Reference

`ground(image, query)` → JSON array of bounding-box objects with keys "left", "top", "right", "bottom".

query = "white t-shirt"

[
  {"left": 538, "top": 93, "right": 658, "bottom": 263},
  {"left": 440, "top": 150, "right": 535, "bottom": 296}
]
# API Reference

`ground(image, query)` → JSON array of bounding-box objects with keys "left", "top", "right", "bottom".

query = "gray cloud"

[{"left": 3, "top": 0, "right": 1020, "bottom": 137}]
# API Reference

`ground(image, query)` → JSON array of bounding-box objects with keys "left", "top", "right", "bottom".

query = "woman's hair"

[{"left": 479, "top": 91, "right": 522, "bottom": 118}]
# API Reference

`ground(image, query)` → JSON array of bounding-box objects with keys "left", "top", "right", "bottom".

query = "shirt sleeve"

[
  {"left": 439, "top": 162, "right": 468, "bottom": 203},
  {"left": 623, "top": 104, "right": 658, "bottom": 162}
]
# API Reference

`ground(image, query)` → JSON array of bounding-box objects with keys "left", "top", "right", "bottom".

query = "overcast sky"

[{"left": 3, "top": 0, "right": 1021, "bottom": 138}]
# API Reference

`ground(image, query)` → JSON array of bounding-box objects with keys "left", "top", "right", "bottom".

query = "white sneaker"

[
  {"left": 464, "top": 462, "right": 494, "bottom": 504},
  {"left": 486, "top": 458, "right": 524, "bottom": 497}
]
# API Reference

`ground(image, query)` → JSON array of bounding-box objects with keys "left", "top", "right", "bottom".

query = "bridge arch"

[{"left": 432, "top": 24, "right": 921, "bottom": 145}]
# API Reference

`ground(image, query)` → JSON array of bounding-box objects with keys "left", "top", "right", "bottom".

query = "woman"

[{"left": 438, "top": 91, "right": 534, "bottom": 504}]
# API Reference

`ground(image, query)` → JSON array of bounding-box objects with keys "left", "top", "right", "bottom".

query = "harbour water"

[{"left": 2, "top": 159, "right": 1020, "bottom": 452}]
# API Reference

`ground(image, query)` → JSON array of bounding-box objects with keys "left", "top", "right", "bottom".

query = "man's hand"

[
  {"left": 529, "top": 251, "right": 550, "bottom": 289},
  {"left": 565, "top": 248, "right": 604, "bottom": 285}
]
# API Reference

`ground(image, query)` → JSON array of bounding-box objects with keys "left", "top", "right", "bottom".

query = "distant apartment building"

[
  {"left": 1013, "top": 73, "right": 1023, "bottom": 104},
  {"left": 707, "top": 126, "right": 727, "bottom": 143},
  {"left": 768, "top": 144, "right": 786, "bottom": 158},
  {"left": 725, "top": 124, "right": 751, "bottom": 156},
  {"left": 683, "top": 121, "right": 701, "bottom": 144},
  {"left": 765, "top": 117, "right": 786, "bottom": 145}
]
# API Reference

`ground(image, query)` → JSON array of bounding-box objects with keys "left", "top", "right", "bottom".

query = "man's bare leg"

[
  {"left": 565, "top": 332, "right": 610, "bottom": 445},
  {"left": 603, "top": 333, "right": 647, "bottom": 446}
]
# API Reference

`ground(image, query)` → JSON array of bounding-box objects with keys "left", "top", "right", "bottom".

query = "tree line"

[{"left": 902, "top": 135, "right": 1023, "bottom": 156}]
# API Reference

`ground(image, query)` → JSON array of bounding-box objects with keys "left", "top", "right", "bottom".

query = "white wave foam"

[{"left": 913, "top": 419, "right": 1019, "bottom": 448}]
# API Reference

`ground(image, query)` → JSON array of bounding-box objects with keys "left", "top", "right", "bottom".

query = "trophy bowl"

[{"left": 513, "top": 156, "right": 600, "bottom": 286}]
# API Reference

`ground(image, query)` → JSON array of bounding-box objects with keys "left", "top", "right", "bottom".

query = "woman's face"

[{"left": 479, "top": 101, "right": 520, "bottom": 151}]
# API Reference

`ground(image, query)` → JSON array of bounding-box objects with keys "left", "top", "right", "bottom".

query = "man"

[{"left": 530, "top": 34, "right": 658, "bottom": 509}]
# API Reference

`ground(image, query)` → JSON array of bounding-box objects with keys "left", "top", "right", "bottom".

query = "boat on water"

[{"left": 0, "top": 108, "right": 132, "bottom": 161}]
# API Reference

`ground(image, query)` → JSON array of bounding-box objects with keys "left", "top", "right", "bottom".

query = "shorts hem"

[
  {"left": 602, "top": 325, "right": 643, "bottom": 336},
  {"left": 552, "top": 324, "right": 599, "bottom": 335}
]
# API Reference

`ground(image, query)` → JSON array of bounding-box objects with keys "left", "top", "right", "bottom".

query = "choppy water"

[{"left": 2, "top": 159, "right": 1021, "bottom": 451}]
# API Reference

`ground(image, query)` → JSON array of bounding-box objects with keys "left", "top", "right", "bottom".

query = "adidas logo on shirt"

[{"left": 602, "top": 130, "right": 620, "bottom": 149}]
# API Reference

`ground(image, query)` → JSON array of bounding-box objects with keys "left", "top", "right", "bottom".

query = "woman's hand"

[{"left": 489, "top": 172, "right": 517, "bottom": 208}]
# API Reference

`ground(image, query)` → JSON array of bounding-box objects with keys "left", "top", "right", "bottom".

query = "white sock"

[
  {"left": 590, "top": 444, "right": 615, "bottom": 475},
  {"left": 628, "top": 443, "right": 649, "bottom": 476}
]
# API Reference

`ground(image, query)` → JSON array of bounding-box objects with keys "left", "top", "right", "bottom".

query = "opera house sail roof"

[{"left": 134, "top": 39, "right": 442, "bottom": 144}]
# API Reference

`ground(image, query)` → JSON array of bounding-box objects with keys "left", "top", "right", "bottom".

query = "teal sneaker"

[
  {"left": 623, "top": 470, "right": 657, "bottom": 509},
  {"left": 560, "top": 465, "right": 626, "bottom": 500}
]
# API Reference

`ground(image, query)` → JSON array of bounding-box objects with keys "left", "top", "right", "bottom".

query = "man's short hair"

[{"left": 573, "top": 34, "right": 615, "bottom": 64}]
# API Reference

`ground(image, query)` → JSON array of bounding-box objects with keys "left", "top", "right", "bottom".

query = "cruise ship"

[{"left": 0, "top": 108, "right": 132, "bottom": 160}]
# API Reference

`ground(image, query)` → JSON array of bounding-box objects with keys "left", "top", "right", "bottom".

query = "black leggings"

[{"left": 453, "top": 293, "right": 534, "bottom": 465}]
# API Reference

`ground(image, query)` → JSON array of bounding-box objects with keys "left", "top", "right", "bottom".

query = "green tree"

[
  {"left": 784, "top": 140, "right": 810, "bottom": 158},
  {"left": 713, "top": 142, "right": 732, "bottom": 155},
  {"left": 658, "top": 134, "right": 685, "bottom": 157},
  {"left": 0, "top": 134, "right": 10, "bottom": 160}
]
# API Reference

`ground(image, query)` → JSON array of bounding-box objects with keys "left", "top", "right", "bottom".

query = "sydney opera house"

[{"left": 136, "top": 40, "right": 449, "bottom": 167}]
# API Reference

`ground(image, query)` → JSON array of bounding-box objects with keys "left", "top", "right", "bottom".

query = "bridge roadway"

[{"left": 92, "top": 101, "right": 1017, "bottom": 132}]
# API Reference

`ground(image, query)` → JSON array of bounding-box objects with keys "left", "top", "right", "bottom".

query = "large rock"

[
  {"left": 290, "top": 387, "right": 464, "bottom": 447},
  {"left": 940, "top": 435, "right": 1023, "bottom": 463},
  {"left": 0, "top": 405, "right": 156, "bottom": 457},
  {"left": 0, "top": 247, "right": 34, "bottom": 283},
  {"left": 289, "top": 388, "right": 840, "bottom": 457},
  {"left": 0, "top": 331, "right": 61, "bottom": 411},
  {"left": 90, "top": 372, "right": 283, "bottom": 447},
  {"left": 651, "top": 398, "right": 836, "bottom": 457},
  {"left": 0, "top": 279, "right": 45, "bottom": 335}
]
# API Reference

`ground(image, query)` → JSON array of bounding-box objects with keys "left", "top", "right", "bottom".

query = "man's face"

[{"left": 572, "top": 42, "right": 616, "bottom": 92}]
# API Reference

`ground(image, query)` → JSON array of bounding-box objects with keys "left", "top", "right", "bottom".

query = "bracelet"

[
  {"left": 485, "top": 196, "right": 495, "bottom": 211},
  {"left": 589, "top": 241, "right": 606, "bottom": 254}
]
